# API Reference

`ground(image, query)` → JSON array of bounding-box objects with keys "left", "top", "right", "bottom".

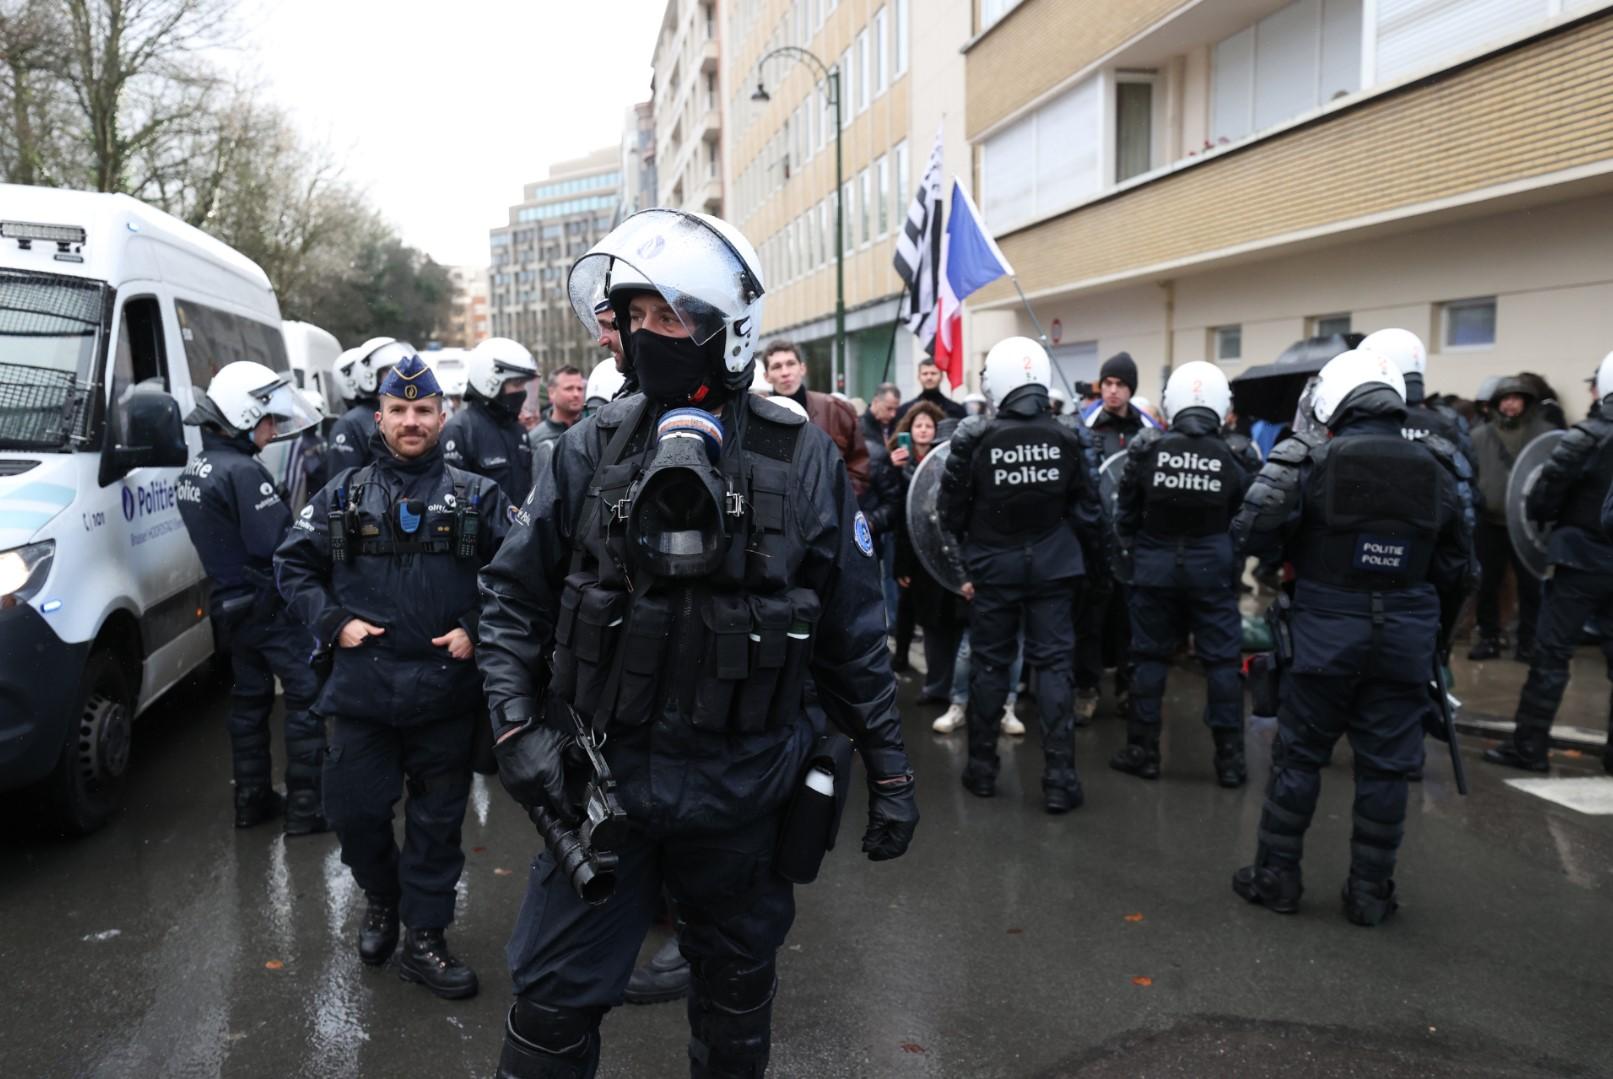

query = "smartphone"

[{"left": 896, "top": 432, "right": 913, "bottom": 452}]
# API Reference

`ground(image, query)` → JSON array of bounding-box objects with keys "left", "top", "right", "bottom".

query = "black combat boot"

[
  {"left": 961, "top": 758, "right": 996, "bottom": 798},
  {"left": 1483, "top": 727, "right": 1550, "bottom": 772},
  {"left": 1109, "top": 733, "right": 1160, "bottom": 780},
  {"left": 1212, "top": 729, "right": 1247, "bottom": 788},
  {"left": 1466, "top": 635, "right": 1502, "bottom": 661},
  {"left": 1232, "top": 862, "right": 1303, "bottom": 914},
  {"left": 399, "top": 927, "right": 478, "bottom": 999},
  {"left": 1341, "top": 876, "right": 1398, "bottom": 927},
  {"left": 1041, "top": 763, "right": 1085, "bottom": 815},
  {"left": 357, "top": 894, "right": 400, "bottom": 966},
  {"left": 234, "top": 785, "right": 285, "bottom": 829},
  {"left": 625, "top": 936, "right": 691, "bottom": 1005},
  {"left": 283, "top": 786, "right": 327, "bottom": 837}
]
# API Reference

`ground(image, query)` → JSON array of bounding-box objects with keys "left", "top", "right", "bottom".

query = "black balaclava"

[{"left": 614, "top": 286, "right": 734, "bottom": 410}]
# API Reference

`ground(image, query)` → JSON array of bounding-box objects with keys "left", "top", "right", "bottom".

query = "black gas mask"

[{"left": 625, "top": 408, "right": 733, "bottom": 579}]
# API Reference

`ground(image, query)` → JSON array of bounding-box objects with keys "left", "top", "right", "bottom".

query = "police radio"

[
  {"left": 455, "top": 490, "right": 479, "bottom": 559},
  {"left": 329, "top": 484, "right": 349, "bottom": 563}
]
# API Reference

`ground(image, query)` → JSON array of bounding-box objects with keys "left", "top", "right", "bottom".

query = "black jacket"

[
  {"left": 325, "top": 400, "right": 378, "bottom": 479},
  {"left": 527, "top": 413, "right": 572, "bottom": 492},
  {"left": 938, "top": 386, "right": 1106, "bottom": 586},
  {"left": 477, "top": 392, "right": 911, "bottom": 827},
  {"left": 443, "top": 397, "right": 533, "bottom": 509},
  {"left": 897, "top": 387, "right": 965, "bottom": 422},
  {"left": 275, "top": 433, "right": 511, "bottom": 723},
  {"left": 177, "top": 429, "right": 291, "bottom": 604}
]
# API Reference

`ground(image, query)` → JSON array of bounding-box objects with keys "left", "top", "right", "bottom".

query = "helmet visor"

[
  {"left": 568, "top": 209, "right": 763, "bottom": 347},
  {"left": 250, "top": 375, "right": 323, "bottom": 442}
]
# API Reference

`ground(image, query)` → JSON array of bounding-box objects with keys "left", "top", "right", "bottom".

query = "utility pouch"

[
  {"left": 603, "top": 593, "right": 672, "bottom": 728},
  {"left": 550, "top": 572, "right": 627, "bottom": 720},
  {"left": 210, "top": 592, "right": 256, "bottom": 652},
  {"left": 766, "top": 588, "right": 821, "bottom": 730},
  {"left": 744, "top": 463, "right": 791, "bottom": 589},
  {"left": 775, "top": 733, "right": 855, "bottom": 884},
  {"left": 732, "top": 593, "right": 793, "bottom": 734},
  {"left": 690, "top": 593, "right": 752, "bottom": 732}
]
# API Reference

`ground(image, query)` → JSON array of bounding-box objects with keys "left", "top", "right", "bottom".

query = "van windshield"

[{"left": 0, "top": 269, "right": 108, "bottom": 449}]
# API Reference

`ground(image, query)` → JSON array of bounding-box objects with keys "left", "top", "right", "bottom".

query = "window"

[
  {"left": 876, "top": 154, "right": 890, "bottom": 235},
  {"left": 895, "top": 0, "right": 909, "bottom": 76},
  {"left": 1442, "top": 297, "right": 1497, "bottom": 349},
  {"left": 1213, "top": 325, "right": 1243, "bottom": 362},
  {"left": 983, "top": 75, "right": 1101, "bottom": 231},
  {"left": 839, "top": 48, "right": 851, "bottom": 118},
  {"left": 820, "top": 200, "right": 832, "bottom": 264},
  {"left": 860, "top": 168, "right": 872, "bottom": 244},
  {"left": 1115, "top": 76, "right": 1155, "bottom": 182},
  {"left": 1211, "top": 0, "right": 1362, "bottom": 145},
  {"left": 174, "top": 300, "right": 288, "bottom": 394},
  {"left": 112, "top": 297, "right": 170, "bottom": 411},
  {"left": 981, "top": 0, "right": 1024, "bottom": 32},
  {"left": 856, "top": 30, "right": 870, "bottom": 112},
  {"left": 873, "top": 7, "right": 888, "bottom": 96},
  {"left": 1311, "top": 313, "right": 1351, "bottom": 337},
  {"left": 1375, "top": 0, "right": 1541, "bottom": 83}
]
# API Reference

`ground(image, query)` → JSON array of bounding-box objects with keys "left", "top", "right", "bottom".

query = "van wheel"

[{"left": 43, "top": 649, "right": 134, "bottom": 836}]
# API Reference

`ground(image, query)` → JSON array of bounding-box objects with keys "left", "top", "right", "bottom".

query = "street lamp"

[{"left": 752, "top": 46, "right": 844, "bottom": 393}]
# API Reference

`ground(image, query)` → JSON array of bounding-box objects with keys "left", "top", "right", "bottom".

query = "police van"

[
  {"left": 0, "top": 184, "right": 291, "bottom": 833},
  {"left": 282, "top": 319, "right": 343, "bottom": 417}
]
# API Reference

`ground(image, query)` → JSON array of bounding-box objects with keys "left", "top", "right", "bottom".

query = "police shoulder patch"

[{"left": 853, "top": 510, "right": 875, "bottom": 557}]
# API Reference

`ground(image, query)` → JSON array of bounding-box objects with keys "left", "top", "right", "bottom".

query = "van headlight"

[{"left": 0, "top": 541, "right": 54, "bottom": 608}]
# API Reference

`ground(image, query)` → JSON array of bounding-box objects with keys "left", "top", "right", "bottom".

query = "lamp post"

[{"left": 752, "top": 46, "right": 844, "bottom": 393}]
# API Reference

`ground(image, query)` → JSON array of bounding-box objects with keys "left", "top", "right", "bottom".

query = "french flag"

[{"left": 934, "top": 179, "right": 1014, "bottom": 389}]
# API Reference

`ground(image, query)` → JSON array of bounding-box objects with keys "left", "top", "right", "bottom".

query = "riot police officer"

[
  {"left": 1360, "top": 327, "right": 1478, "bottom": 495},
  {"left": 276, "top": 352, "right": 511, "bottom": 999},
  {"left": 1112, "top": 362, "right": 1260, "bottom": 787},
  {"left": 939, "top": 337, "right": 1107, "bottom": 813},
  {"left": 324, "top": 337, "right": 410, "bottom": 477},
  {"left": 443, "top": 337, "right": 538, "bottom": 507},
  {"left": 1230, "top": 350, "right": 1474, "bottom": 926},
  {"left": 1484, "top": 351, "right": 1613, "bottom": 774},
  {"left": 177, "top": 361, "right": 325, "bottom": 831},
  {"left": 477, "top": 208, "right": 917, "bottom": 1077}
]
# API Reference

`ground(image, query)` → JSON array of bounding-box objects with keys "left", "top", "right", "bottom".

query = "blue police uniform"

[
  {"left": 1112, "top": 409, "right": 1260, "bottom": 785},
  {"left": 443, "top": 395, "right": 534, "bottom": 509},
  {"left": 275, "top": 359, "right": 511, "bottom": 957},
  {"left": 177, "top": 428, "right": 324, "bottom": 828},
  {"left": 477, "top": 391, "right": 914, "bottom": 1076},
  {"left": 1485, "top": 407, "right": 1613, "bottom": 772},
  {"left": 1231, "top": 387, "right": 1473, "bottom": 924},
  {"left": 940, "top": 384, "right": 1108, "bottom": 810},
  {"left": 325, "top": 399, "right": 378, "bottom": 478}
]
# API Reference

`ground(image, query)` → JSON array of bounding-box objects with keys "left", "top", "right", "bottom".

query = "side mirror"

[{"left": 99, "top": 385, "right": 188, "bottom": 485}]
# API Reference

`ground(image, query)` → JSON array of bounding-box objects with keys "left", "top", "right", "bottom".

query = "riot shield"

[
  {"left": 1505, "top": 429, "right": 1565, "bottom": 581},
  {"left": 904, "top": 443, "right": 968, "bottom": 596},
  {"left": 1099, "top": 451, "right": 1126, "bottom": 516}
]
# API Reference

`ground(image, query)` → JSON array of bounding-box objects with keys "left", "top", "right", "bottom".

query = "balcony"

[
  {"left": 700, "top": 38, "right": 719, "bottom": 76},
  {"left": 699, "top": 107, "right": 721, "bottom": 144}
]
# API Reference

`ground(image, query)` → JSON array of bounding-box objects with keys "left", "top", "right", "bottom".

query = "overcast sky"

[{"left": 235, "top": 0, "right": 664, "bottom": 267}]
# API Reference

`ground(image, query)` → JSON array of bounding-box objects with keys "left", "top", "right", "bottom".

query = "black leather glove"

[
  {"left": 862, "top": 770, "right": 918, "bottom": 861},
  {"left": 493, "top": 720, "right": 571, "bottom": 817}
]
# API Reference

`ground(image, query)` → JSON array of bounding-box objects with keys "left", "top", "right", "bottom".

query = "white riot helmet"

[
  {"left": 586, "top": 359, "right": 627, "bottom": 405},
  {"left": 569, "top": 209, "right": 766, "bottom": 395},
  {"left": 982, "top": 336, "right": 1051, "bottom": 404},
  {"left": 330, "top": 347, "right": 357, "bottom": 403},
  {"left": 466, "top": 337, "right": 538, "bottom": 401},
  {"left": 1163, "top": 361, "right": 1232, "bottom": 424},
  {"left": 768, "top": 394, "right": 809, "bottom": 420},
  {"left": 1311, "top": 348, "right": 1406, "bottom": 427},
  {"left": 962, "top": 391, "right": 989, "bottom": 417},
  {"left": 1360, "top": 328, "right": 1428, "bottom": 378},
  {"left": 342, "top": 337, "right": 407, "bottom": 397},
  {"left": 1594, "top": 350, "right": 1613, "bottom": 403},
  {"left": 186, "top": 361, "right": 321, "bottom": 442},
  {"left": 1047, "top": 387, "right": 1069, "bottom": 414}
]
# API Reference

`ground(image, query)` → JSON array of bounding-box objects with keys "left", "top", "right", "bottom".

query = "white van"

[
  {"left": 0, "top": 184, "right": 289, "bottom": 833},
  {"left": 283, "top": 319, "right": 342, "bottom": 417}
]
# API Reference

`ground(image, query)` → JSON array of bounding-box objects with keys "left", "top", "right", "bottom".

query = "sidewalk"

[{"left": 1450, "top": 644, "right": 1609, "bottom": 751}]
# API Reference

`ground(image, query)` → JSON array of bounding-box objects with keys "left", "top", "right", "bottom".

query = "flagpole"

[
  {"left": 881, "top": 280, "right": 908, "bottom": 385},
  {"left": 1008, "top": 275, "right": 1079, "bottom": 401}
]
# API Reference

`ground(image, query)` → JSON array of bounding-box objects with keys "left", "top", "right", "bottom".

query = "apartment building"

[
  {"left": 488, "top": 148, "right": 622, "bottom": 376},
  {"left": 431, "top": 265, "right": 490, "bottom": 350},
  {"left": 654, "top": 0, "right": 725, "bottom": 215},
  {"left": 724, "top": 0, "right": 968, "bottom": 398},
  {"left": 963, "top": 0, "right": 1613, "bottom": 420},
  {"left": 622, "top": 101, "right": 659, "bottom": 216}
]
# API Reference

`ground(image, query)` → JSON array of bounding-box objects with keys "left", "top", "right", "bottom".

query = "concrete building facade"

[
  {"left": 622, "top": 101, "right": 659, "bottom": 217},
  {"left": 488, "top": 148, "right": 622, "bottom": 376},
  {"left": 722, "top": 0, "right": 969, "bottom": 399},
  {"left": 961, "top": 0, "right": 1613, "bottom": 422},
  {"left": 653, "top": 0, "right": 725, "bottom": 215}
]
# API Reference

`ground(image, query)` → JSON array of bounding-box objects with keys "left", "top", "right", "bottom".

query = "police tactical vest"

[
  {"left": 1558, "top": 417, "right": 1613, "bottom": 535},
  {"left": 967, "top": 413, "right": 1079, "bottom": 547},
  {"left": 1293, "top": 435, "right": 1440, "bottom": 590},
  {"left": 1140, "top": 430, "right": 1239, "bottom": 538},
  {"left": 328, "top": 463, "right": 481, "bottom": 561},
  {"left": 550, "top": 395, "right": 821, "bottom": 737}
]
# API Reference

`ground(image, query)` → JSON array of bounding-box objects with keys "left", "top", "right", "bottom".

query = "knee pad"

[
  {"left": 508, "top": 999, "right": 601, "bottom": 1057},
  {"left": 688, "top": 961, "right": 776, "bottom": 1079},
  {"left": 691, "top": 956, "right": 776, "bottom": 1014},
  {"left": 1354, "top": 762, "right": 1409, "bottom": 783},
  {"left": 1270, "top": 737, "right": 1325, "bottom": 773}
]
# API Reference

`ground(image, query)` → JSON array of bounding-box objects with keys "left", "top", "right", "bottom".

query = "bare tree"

[{"left": 0, "top": 0, "right": 75, "bottom": 185}]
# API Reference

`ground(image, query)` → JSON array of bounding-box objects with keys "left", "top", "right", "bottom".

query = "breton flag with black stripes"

[{"left": 892, "top": 123, "right": 944, "bottom": 355}]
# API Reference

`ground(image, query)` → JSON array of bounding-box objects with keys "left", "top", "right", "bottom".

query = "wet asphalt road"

[{"left": 3, "top": 653, "right": 1612, "bottom": 1079}]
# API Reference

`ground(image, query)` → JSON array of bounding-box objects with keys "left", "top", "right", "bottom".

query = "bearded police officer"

[
  {"left": 1111, "top": 362, "right": 1260, "bottom": 787},
  {"left": 177, "top": 362, "right": 326, "bottom": 831},
  {"left": 1230, "top": 351, "right": 1474, "bottom": 926},
  {"left": 1484, "top": 351, "right": 1613, "bottom": 775},
  {"left": 276, "top": 352, "right": 511, "bottom": 999},
  {"left": 443, "top": 337, "right": 538, "bottom": 507},
  {"left": 325, "top": 337, "right": 411, "bottom": 477},
  {"left": 939, "top": 337, "right": 1107, "bottom": 813},
  {"left": 477, "top": 209, "right": 917, "bottom": 1078}
]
